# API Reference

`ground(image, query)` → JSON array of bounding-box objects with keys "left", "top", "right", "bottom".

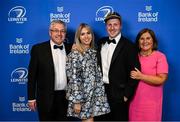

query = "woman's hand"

[
  {"left": 74, "top": 103, "right": 81, "bottom": 113},
  {"left": 130, "top": 67, "right": 142, "bottom": 80}
]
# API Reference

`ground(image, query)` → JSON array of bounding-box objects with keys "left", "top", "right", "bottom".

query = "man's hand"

[
  {"left": 72, "top": 43, "right": 77, "bottom": 51},
  {"left": 124, "top": 96, "right": 128, "bottom": 102},
  {"left": 28, "top": 100, "right": 37, "bottom": 111}
]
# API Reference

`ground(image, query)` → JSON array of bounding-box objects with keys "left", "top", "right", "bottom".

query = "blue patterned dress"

[{"left": 66, "top": 48, "right": 110, "bottom": 119}]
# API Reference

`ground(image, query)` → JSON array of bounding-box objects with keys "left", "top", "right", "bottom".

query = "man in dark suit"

[
  {"left": 28, "top": 20, "right": 72, "bottom": 121},
  {"left": 96, "top": 12, "right": 140, "bottom": 121}
]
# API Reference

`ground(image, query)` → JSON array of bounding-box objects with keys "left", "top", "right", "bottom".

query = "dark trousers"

[
  {"left": 95, "top": 84, "right": 128, "bottom": 121},
  {"left": 38, "top": 90, "right": 68, "bottom": 121}
]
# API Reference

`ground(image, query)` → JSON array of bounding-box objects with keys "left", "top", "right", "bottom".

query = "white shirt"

[
  {"left": 101, "top": 33, "right": 121, "bottom": 84},
  {"left": 50, "top": 40, "right": 67, "bottom": 90}
]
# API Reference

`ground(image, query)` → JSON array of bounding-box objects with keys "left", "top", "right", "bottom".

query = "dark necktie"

[
  {"left": 107, "top": 39, "right": 116, "bottom": 44},
  {"left": 54, "top": 45, "right": 63, "bottom": 50}
]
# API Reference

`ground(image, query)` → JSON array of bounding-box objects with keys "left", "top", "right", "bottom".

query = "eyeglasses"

[{"left": 50, "top": 29, "right": 66, "bottom": 34}]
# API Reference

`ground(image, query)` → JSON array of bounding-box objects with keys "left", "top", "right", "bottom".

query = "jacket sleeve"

[
  {"left": 124, "top": 42, "right": 140, "bottom": 101},
  {"left": 28, "top": 45, "right": 38, "bottom": 100},
  {"left": 66, "top": 51, "right": 84, "bottom": 103}
]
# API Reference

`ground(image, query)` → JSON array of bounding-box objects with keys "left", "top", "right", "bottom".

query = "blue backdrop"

[{"left": 1, "top": 0, "right": 180, "bottom": 121}]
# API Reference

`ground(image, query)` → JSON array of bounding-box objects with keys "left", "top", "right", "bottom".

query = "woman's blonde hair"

[{"left": 74, "top": 23, "right": 95, "bottom": 53}]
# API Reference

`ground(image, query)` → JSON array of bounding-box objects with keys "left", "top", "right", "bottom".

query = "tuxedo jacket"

[
  {"left": 28, "top": 41, "right": 72, "bottom": 112},
  {"left": 97, "top": 36, "right": 140, "bottom": 102}
]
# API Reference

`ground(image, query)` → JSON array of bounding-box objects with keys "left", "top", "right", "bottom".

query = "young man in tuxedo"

[
  {"left": 28, "top": 20, "right": 72, "bottom": 121},
  {"left": 96, "top": 12, "right": 140, "bottom": 121}
]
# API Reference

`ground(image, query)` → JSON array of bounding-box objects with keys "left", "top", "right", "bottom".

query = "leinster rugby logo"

[
  {"left": 11, "top": 67, "right": 28, "bottom": 84},
  {"left": 95, "top": 6, "right": 114, "bottom": 22},
  {"left": 8, "top": 6, "right": 27, "bottom": 24}
]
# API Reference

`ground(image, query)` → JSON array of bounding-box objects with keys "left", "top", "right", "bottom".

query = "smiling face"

[
  {"left": 106, "top": 18, "right": 121, "bottom": 38},
  {"left": 79, "top": 27, "right": 92, "bottom": 48},
  {"left": 139, "top": 32, "right": 153, "bottom": 52},
  {"left": 49, "top": 22, "right": 66, "bottom": 45}
]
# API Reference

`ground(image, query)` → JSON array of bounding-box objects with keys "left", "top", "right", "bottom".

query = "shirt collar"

[
  {"left": 109, "top": 32, "right": 121, "bottom": 44},
  {"left": 50, "top": 40, "right": 64, "bottom": 50}
]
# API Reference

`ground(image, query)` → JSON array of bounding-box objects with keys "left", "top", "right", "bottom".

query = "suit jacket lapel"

[
  {"left": 97, "top": 37, "right": 108, "bottom": 71},
  {"left": 110, "top": 37, "right": 125, "bottom": 66},
  {"left": 45, "top": 41, "right": 54, "bottom": 72},
  {"left": 64, "top": 42, "right": 72, "bottom": 55}
]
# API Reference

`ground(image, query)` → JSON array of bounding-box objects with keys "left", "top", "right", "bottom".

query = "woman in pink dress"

[{"left": 129, "top": 28, "right": 168, "bottom": 121}]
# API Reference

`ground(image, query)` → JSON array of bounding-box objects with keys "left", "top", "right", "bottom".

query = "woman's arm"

[{"left": 130, "top": 68, "right": 168, "bottom": 85}]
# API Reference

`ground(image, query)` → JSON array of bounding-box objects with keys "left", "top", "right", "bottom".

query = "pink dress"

[{"left": 129, "top": 51, "right": 168, "bottom": 121}]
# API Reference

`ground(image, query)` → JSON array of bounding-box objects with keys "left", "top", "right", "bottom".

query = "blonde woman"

[{"left": 66, "top": 23, "right": 110, "bottom": 122}]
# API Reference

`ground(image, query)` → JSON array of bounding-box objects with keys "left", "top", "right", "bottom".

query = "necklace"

[{"left": 140, "top": 50, "right": 153, "bottom": 57}]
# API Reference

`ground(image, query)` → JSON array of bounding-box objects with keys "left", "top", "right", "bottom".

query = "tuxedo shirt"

[
  {"left": 50, "top": 40, "right": 67, "bottom": 90},
  {"left": 101, "top": 33, "right": 121, "bottom": 84}
]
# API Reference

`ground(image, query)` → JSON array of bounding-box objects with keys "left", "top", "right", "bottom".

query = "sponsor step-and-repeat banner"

[{"left": 1, "top": 0, "right": 180, "bottom": 121}]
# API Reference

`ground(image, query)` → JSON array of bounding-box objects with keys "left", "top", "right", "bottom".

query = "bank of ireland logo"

[
  {"left": 9, "top": 38, "right": 30, "bottom": 54},
  {"left": 8, "top": 6, "right": 27, "bottom": 24},
  {"left": 50, "top": 6, "right": 71, "bottom": 23},
  {"left": 145, "top": 6, "right": 152, "bottom": 11},
  {"left": 11, "top": 67, "right": 28, "bottom": 84},
  {"left": 12, "top": 96, "right": 31, "bottom": 112},
  {"left": 138, "top": 5, "right": 158, "bottom": 22},
  {"left": 95, "top": 6, "right": 114, "bottom": 22}
]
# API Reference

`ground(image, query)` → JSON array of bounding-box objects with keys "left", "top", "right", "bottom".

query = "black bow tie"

[
  {"left": 107, "top": 39, "right": 116, "bottom": 44},
  {"left": 54, "top": 45, "right": 63, "bottom": 50}
]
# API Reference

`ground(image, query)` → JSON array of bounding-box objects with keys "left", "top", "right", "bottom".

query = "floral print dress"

[{"left": 66, "top": 48, "right": 110, "bottom": 119}]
